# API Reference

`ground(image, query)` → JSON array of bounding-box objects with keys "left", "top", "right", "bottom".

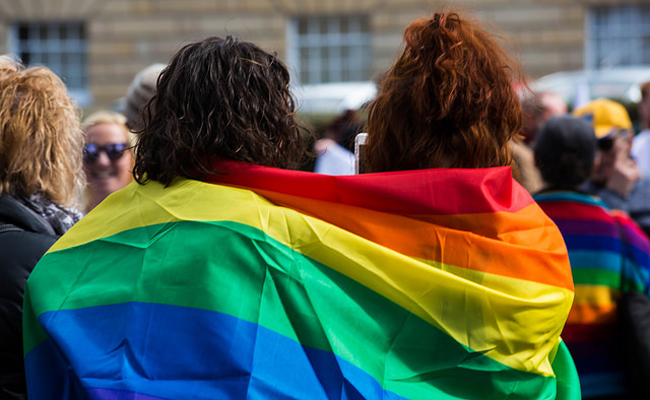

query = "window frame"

[
  {"left": 8, "top": 21, "right": 91, "bottom": 107},
  {"left": 287, "top": 15, "right": 372, "bottom": 85},
  {"left": 585, "top": 5, "right": 650, "bottom": 69}
]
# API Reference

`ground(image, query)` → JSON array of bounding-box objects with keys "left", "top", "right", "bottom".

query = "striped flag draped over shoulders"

[
  {"left": 23, "top": 161, "right": 578, "bottom": 399},
  {"left": 535, "top": 190, "right": 650, "bottom": 398}
]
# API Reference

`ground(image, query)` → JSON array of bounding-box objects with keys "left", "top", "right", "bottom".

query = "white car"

[
  {"left": 531, "top": 66, "right": 650, "bottom": 107},
  {"left": 293, "top": 81, "right": 377, "bottom": 116}
]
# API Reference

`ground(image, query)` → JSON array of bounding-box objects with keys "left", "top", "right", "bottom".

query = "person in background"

[
  {"left": 542, "top": 91, "right": 569, "bottom": 121},
  {"left": 511, "top": 138, "right": 544, "bottom": 193},
  {"left": 521, "top": 90, "right": 568, "bottom": 145},
  {"left": 363, "top": 9, "right": 579, "bottom": 399},
  {"left": 118, "top": 63, "right": 166, "bottom": 131},
  {"left": 82, "top": 111, "right": 135, "bottom": 213},
  {"left": 513, "top": 90, "right": 568, "bottom": 193},
  {"left": 534, "top": 115, "right": 650, "bottom": 400},
  {"left": 631, "top": 81, "right": 650, "bottom": 176},
  {"left": 313, "top": 109, "right": 363, "bottom": 175},
  {"left": 575, "top": 98, "right": 650, "bottom": 238},
  {"left": 0, "top": 57, "right": 84, "bottom": 400}
]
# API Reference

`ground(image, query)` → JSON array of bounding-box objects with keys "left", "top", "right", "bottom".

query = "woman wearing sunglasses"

[{"left": 82, "top": 111, "right": 135, "bottom": 213}]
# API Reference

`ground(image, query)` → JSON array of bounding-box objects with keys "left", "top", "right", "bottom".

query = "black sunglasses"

[
  {"left": 598, "top": 137, "right": 615, "bottom": 152},
  {"left": 83, "top": 143, "right": 128, "bottom": 163}
]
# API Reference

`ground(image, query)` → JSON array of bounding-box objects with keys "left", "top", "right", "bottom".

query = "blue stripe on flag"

[{"left": 25, "top": 302, "right": 405, "bottom": 400}]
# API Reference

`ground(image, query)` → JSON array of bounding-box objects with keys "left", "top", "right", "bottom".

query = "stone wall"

[{"left": 0, "top": 0, "right": 592, "bottom": 111}]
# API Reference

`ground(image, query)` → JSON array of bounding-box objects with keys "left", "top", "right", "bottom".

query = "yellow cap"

[{"left": 572, "top": 98, "right": 632, "bottom": 139}]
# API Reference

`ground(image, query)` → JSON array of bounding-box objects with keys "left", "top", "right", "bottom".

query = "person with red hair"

[
  {"left": 362, "top": 8, "right": 581, "bottom": 399},
  {"left": 365, "top": 9, "right": 522, "bottom": 172}
]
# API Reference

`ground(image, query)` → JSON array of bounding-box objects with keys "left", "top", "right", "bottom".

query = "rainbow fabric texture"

[
  {"left": 24, "top": 161, "right": 578, "bottom": 399},
  {"left": 535, "top": 190, "right": 650, "bottom": 398}
]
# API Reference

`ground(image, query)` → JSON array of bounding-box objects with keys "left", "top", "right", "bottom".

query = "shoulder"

[
  {"left": 634, "top": 175, "right": 650, "bottom": 189},
  {"left": 0, "top": 228, "right": 58, "bottom": 274},
  {"left": 629, "top": 176, "right": 650, "bottom": 202},
  {"left": 0, "top": 195, "right": 56, "bottom": 235},
  {"left": 633, "top": 130, "right": 650, "bottom": 149},
  {"left": 0, "top": 199, "right": 59, "bottom": 288}
]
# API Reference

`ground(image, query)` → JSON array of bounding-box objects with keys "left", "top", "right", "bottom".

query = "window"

[
  {"left": 9, "top": 22, "right": 90, "bottom": 106},
  {"left": 586, "top": 5, "right": 650, "bottom": 68},
  {"left": 288, "top": 15, "right": 372, "bottom": 85}
]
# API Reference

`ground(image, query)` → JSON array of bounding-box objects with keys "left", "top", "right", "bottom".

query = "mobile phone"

[{"left": 355, "top": 133, "right": 368, "bottom": 174}]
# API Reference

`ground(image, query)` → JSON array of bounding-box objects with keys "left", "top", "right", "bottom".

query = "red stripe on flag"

[{"left": 204, "top": 160, "right": 534, "bottom": 216}]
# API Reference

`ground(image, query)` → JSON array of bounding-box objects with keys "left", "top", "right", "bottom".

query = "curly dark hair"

[
  {"left": 134, "top": 36, "right": 306, "bottom": 185},
  {"left": 365, "top": 9, "right": 523, "bottom": 172}
]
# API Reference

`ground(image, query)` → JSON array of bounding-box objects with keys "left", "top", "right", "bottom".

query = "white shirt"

[
  {"left": 632, "top": 129, "right": 650, "bottom": 177},
  {"left": 313, "top": 140, "right": 355, "bottom": 176}
]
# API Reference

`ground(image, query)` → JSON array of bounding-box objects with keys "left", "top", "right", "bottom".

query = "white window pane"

[{"left": 293, "top": 15, "right": 371, "bottom": 84}]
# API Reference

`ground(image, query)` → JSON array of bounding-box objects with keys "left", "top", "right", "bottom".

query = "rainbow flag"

[
  {"left": 24, "top": 161, "right": 578, "bottom": 399},
  {"left": 535, "top": 190, "right": 650, "bottom": 398}
]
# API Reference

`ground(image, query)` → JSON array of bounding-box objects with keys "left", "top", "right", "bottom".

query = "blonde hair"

[
  {"left": 0, "top": 57, "right": 85, "bottom": 208},
  {"left": 81, "top": 110, "right": 135, "bottom": 213},
  {"left": 83, "top": 110, "right": 135, "bottom": 147}
]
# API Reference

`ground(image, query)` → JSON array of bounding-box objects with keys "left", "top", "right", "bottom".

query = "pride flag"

[
  {"left": 24, "top": 161, "right": 578, "bottom": 399},
  {"left": 535, "top": 190, "right": 650, "bottom": 398}
]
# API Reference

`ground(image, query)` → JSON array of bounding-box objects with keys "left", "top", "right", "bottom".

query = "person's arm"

[
  {"left": 605, "top": 152, "right": 641, "bottom": 198},
  {"left": 612, "top": 211, "right": 650, "bottom": 293}
]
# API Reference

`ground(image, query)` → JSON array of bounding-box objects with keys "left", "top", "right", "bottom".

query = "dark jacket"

[
  {"left": 0, "top": 195, "right": 58, "bottom": 400},
  {"left": 582, "top": 177, "right": 650, "bottom": 239}
]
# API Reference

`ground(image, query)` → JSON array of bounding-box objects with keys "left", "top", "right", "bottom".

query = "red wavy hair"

[{"left": 365, "top": 9, "right": 523, "bottom": 172}]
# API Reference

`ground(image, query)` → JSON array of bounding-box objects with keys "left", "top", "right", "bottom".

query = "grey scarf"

[{"left": 18, "top": 193, "right": 83, "bottom": 235}]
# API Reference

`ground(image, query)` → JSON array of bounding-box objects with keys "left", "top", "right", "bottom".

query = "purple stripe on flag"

[{"left": 88, "top": 388, "right": 169, "bottom": 400}]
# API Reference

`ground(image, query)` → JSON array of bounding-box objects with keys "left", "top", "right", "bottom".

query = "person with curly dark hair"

[
  {"left": 133, "top": 36, "right": 305, "bottom": 186},
  {"left": 23, "top": 35, "right": 312, "bottom": 399}
]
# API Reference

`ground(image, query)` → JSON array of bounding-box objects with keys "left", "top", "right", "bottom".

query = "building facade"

[{"left": 0, "top": 0, "right": 648, "bottom": 112}]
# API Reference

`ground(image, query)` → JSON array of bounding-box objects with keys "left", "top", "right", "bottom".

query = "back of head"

[
  {"left": 365, "top": 9, "right": 523, "bottom": 172},
  {"left": 134, "top": 36, "right": 305, "bottom": 186},
  {"left": 0, "top": 57, "right": 84, "bottom": 207},
  {"left": 121, "top": 63, "right": 166, "bottom": 132},
  {"left": 534, "top": 115, "right": 596, "bottom": 189}
]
